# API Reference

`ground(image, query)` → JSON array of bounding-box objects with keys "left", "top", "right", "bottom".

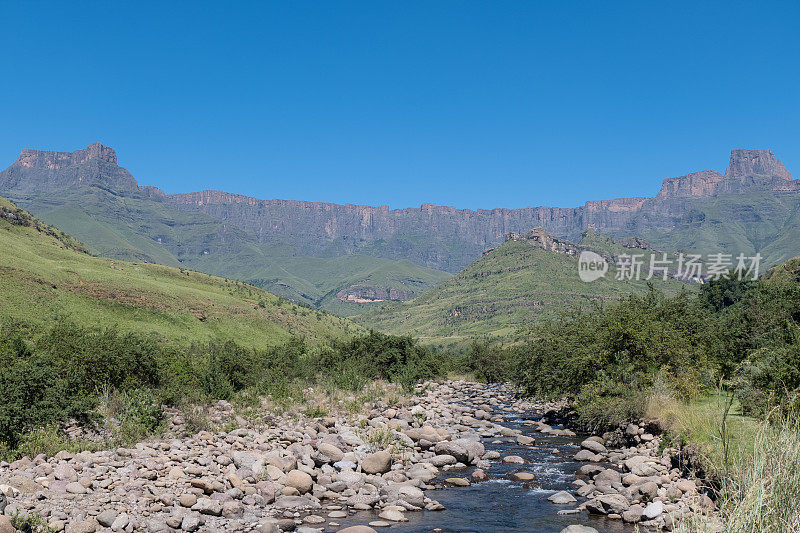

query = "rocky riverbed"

[{"left": 0, "top": 381, "right": 717, "bottom": 533}]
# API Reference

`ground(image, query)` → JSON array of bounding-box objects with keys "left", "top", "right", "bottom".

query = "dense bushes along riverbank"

[
  {"left": 0, "top": 324, "right": 449, "bottom": 458},
  {"left": 467, "top": 259, "right": 800, "bottom": 428}
]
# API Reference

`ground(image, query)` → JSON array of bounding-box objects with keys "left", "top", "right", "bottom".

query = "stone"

[
  {"left": 274, "top": 495, "right": 321, "bottom": 509},
  {"left": 97, "top": 509, "right": 118, "bottom": 527},
  {"left": 580, "top": 439, "right": 607, "bottom": 454},
  {"left": 622, "top": 504, "right": 643, "bottom": 523},
  {"left": 471, "top": 469, "right": 488, "bottom": 481},
  {"left": 65, "top": 521, "right": 98, "bottom": 533},
  {"left": 624, "top": 456, "right": 660, "bottom": 477},
  {"left": 0, "top": 516, "right": 13, "bottom": 533},
  {"left": 378, "top": 509, "right": 406, "bottom": 522},
  {"left": 231, "top": 450, "right": 256, "bottom": 470},
  {"left": 179, "top": 493, "right": 198, "bottom": 507},
  {"left": 257, "top": 518, "right": 281, "bottom": 533},
  {"left": 361, "top": 451, "right": 392, "bottom": 474},
  {"left": 560, "top": 526, "right": 599, "bottom": 533},
  {"left": 429, "top": 454, "right": 457, "bottom": 467},
  {"left": 643, "top": 500, "right": 664, "bottom": 519},
  {"left": 65, "top": 481, "right": 87, "bottom": 494},
  {"left": 286, "top": 469, "right": 314, "bottom": 494},
  {"left": 586, "top": 494, "right": 630, "bottom": 515},
  {"left": 433, "top": 439, "right": 484, "bottom": 464},
  {"left": 337, "top": 527, "right": 377, "bottom": 533},
  {"left": 180, "top": 514, "right": 202, "bottom": 532},
  {"left": 111, "top": 513, "right": 130, "bottom": 532},
  {"left": 192, "top": 497, "right": 222, "bottom": 516},
  {"left": 511, "top": 472, "right": 536, "bottom": 482},
  {"left": 574, "top": 450, "right": 601, "bottom": 462},
  {"left": 318, "top": 443, "right": 345, "bottom": 463},
  {"left": 445, "top": 477, "right": 470, "bottom": 486},
  {"left": 634, "top": 481, "right": 659, "bottom": 501},
  {"left": 548, "top": 491, "right": 577, "bottom": 504}
]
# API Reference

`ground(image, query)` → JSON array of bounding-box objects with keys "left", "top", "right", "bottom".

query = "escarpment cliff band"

[{"left": 1, "top": 144, "right": 798, "bottom": 272}]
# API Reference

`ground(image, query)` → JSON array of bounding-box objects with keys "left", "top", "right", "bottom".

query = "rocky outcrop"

[
  {"left": 656, "top": 170, "right": 725, "bottom": 199},
  {"left": 725, "top": 148, "right": 793, "bottom": 181},
  {"left": 505, "top": 227, "right": 583, "bottom": 256},
  {"left": 0, "top": 142, "right": 139, "bottom": 193},
  {"left": 336, "top": 286, "right": 414, "bottom": 303},
  {"left": 656, "top": 150, "right": 796, "bottom": 199}
]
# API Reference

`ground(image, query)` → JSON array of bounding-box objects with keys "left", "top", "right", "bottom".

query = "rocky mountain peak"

[
  {"left": 725, "top": 149, "right": 792, "bottom": 180},
  {"left": 17, "top": 142, "right": 118, "bottom": 169},
  {"left": 1, "top": 142, "right": 137, "bottom": 194},
  {"left": 656, "top": 170, "right": 725, "bottom": 199}
]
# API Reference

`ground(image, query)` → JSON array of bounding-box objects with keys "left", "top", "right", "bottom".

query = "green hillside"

[
  {"left": 627, "top": 192, "right": 800, "bottom": 268},
  {"left": 12, "top": 186, "right": 449, "bottom": 315},
  {"left": 0, "top": 197, "right": 359, "bottom": 348},
  {"left": 193, "top": 253, "right": 452, "bottom": 316},
  {"left": 358, "top": 231, "right": 689, "bottom": 348}
]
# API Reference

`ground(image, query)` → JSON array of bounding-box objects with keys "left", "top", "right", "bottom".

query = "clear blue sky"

[{"left": 1, "top": 1, "right": 798, "bottom": 209}]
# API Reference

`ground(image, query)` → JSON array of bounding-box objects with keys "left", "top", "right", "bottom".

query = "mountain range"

[{"left": 1, "top": 143, "right": 799, "bottom": 319}]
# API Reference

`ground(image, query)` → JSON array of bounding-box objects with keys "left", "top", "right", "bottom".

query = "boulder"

[
  {"left": 548, "top": 491, "right": 577, "bottom": 504},
  {"left": 580, "top": 439, "right": 607, "bottom": 454},
  {"left": 643, "top": 500, "right": 664, "bottom": 519},
  {"left": 286, "top": 470, "right": 314, "bottom": 494},
  {"left": 317, "top": 443, "right": 345, "bottom": 463},
  {"left": 585, "top": 494, "right": 630, "bottom": 515},
  {"left": 361, "top": 451, "right": 392, "bottom": 474}
]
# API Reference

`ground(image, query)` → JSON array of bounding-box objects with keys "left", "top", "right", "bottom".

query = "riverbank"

[{"left": 0, "top": 381, "right": 715, "bottom": 533}]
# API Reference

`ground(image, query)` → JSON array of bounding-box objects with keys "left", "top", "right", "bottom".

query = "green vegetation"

[
  {"left": 359, "top": 231, "right": 687, "bottom": 348},
  {"left": 12, "top": 187, "right": 450, "bottom": 314},
  {"left": 0, "top": 197, "right": 359, "bottom": 347},
  {"left": 0, "top": 322, "right": 447, "bottom": 459},
  {"left": 632, "top": 191, "right": 800, "bottom": 269},
  {"left": 0, "top": 200, "right": 436, "bottom": 457},
  {"left": 499, "top": 262, "right": 800, "bottom": 426},
  {"left": 197, "top": 252, "right": 451, "bottom": 316},
  {"left": 0, "top": 203, "right": 447, "bottom": 458},
  {"left": 461, "top": 255, "right": 799, "bottom": 531}
]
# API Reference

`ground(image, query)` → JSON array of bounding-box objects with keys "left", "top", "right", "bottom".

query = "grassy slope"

[
  {"left": 193, "top": 253, "right": 452, "bottom": 316},
  {"left": 0, "top": 197, "right": 360, "bottom": 348},
  {"left": 635, "top": 192, "right": 800, "bottom": 268},
  {"left": 358, "top": 233, "right": 689, "bottom": 347},
  {"left": 12, "top": 187, "right": 450, "bottom": 315}
]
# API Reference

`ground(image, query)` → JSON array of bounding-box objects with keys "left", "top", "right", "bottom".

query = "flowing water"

[{"left": 335, "top": 406, "right": 636, "bottom": 533}]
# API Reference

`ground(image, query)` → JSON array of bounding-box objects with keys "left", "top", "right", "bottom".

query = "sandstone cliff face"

[
  {"left": 2, "top": 144, "right": 799, "bottom": 273},
  {"left": 0, "top": 142, "right": 138, "bottom": 193},
  {"left": 725, "top": 149, "right": 793, "bottom": 181},
  {"left": 656, "top": 170, "right": 725, "bottom": 198}
]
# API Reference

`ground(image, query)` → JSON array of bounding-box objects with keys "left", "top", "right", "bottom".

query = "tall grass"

[
  {"left": 660, "top": 401, "right": 800, "bottom": 533},
  {"left": 715, "top": 410, "right": 800, "bottom": 532}
]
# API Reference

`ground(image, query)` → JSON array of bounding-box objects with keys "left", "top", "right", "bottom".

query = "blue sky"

[{"left": 1, "top": 1, "right": 798, "bottom": 209}]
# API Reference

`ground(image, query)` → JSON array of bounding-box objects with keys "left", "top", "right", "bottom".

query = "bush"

[
  {"left": 42, "top": 323, "right": 161, "bottom": 394},
  {"left": 0, "top": 356, "right": 92, "bottom": 449},
  {"left": 465, "top": 341, "right": 511, "bottom": 383}
]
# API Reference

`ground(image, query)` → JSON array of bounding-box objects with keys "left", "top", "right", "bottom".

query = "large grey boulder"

[{"left": 585, "top": 494, "right": 630, "bottom": 515}]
